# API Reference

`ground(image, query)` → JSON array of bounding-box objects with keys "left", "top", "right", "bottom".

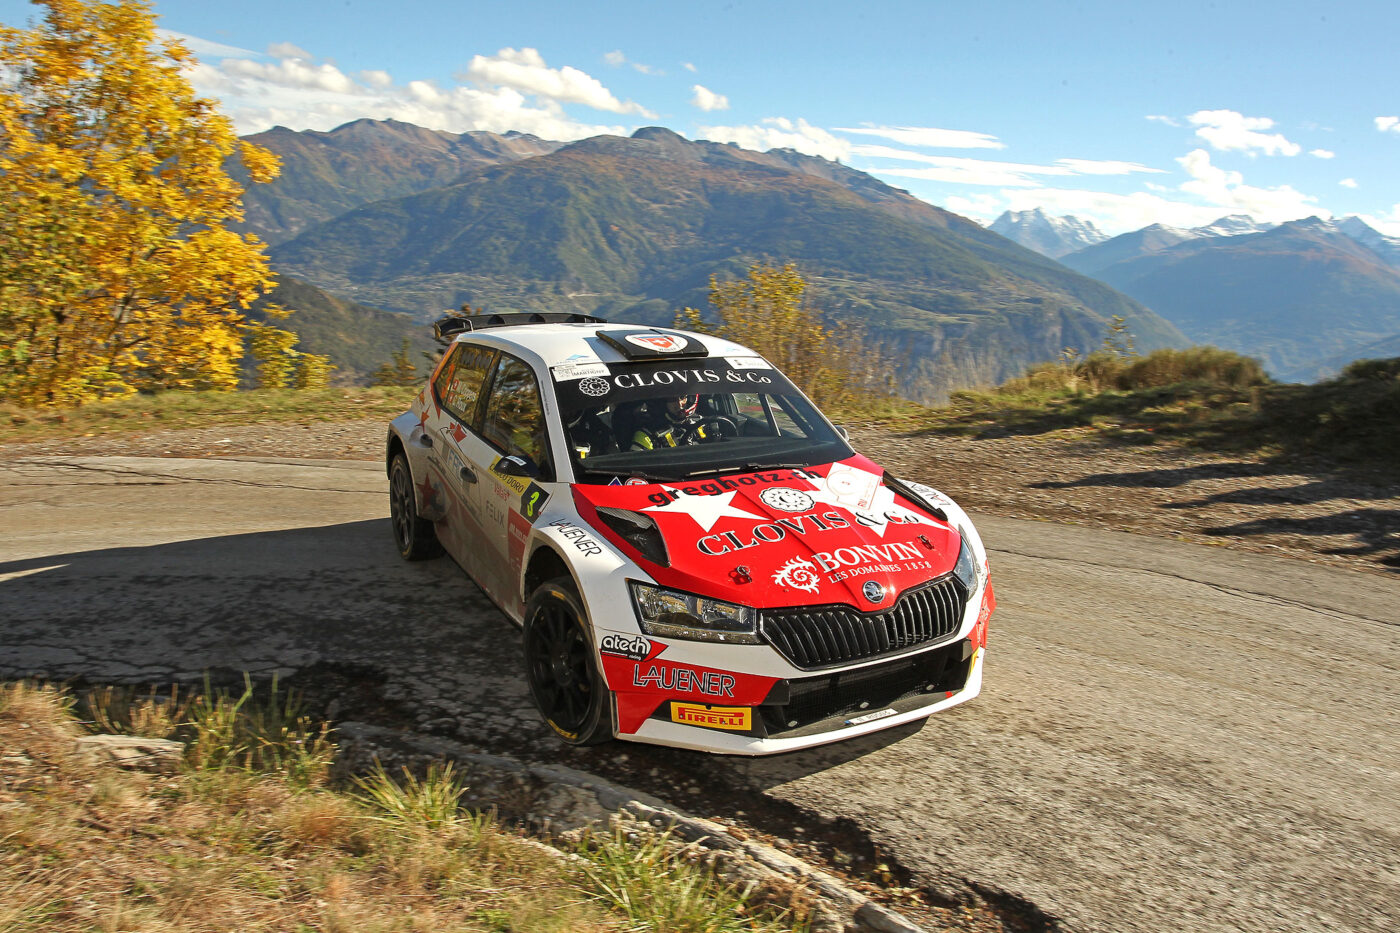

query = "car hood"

[{"left": 572, "top": 455, "right": 961, "bottom": 608}]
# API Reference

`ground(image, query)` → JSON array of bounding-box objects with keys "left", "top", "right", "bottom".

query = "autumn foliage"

[
  {"left": 677, "top": 262, "right": 895, "bottom": 410},
  {"left": 0, "top": 0, "right": 282, "bottom": 406}
]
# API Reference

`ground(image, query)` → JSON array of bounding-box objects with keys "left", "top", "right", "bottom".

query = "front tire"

[
  {"left": 523, "top": 578, "right": 612, "bottom": 745},
  {"left": 389, "top": 453, "right": 443, "bottom": 561}
]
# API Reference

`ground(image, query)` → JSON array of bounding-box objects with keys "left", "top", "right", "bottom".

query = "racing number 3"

[{"left": 521, "top": 483, "right": 549, "bottom": 522}]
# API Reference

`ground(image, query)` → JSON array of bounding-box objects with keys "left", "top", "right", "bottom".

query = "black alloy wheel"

[
  {"left": 523, "top": 578, "right": 611, "bottom": 745},
  {"left": 389, "top": 453, "right": 443, "bottom": 561}
]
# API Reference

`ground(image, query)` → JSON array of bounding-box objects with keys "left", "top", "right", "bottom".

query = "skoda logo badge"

[{"left": 863, "top": 581, "right": 885, "bottom": 603}]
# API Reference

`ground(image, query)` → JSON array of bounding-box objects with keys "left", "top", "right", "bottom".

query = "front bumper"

[{"left": 622, "top": 642, "right": 985, "bottom": 755}]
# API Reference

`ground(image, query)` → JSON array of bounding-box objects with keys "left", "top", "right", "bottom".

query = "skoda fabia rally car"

[{"left": 387, "top": 312, "right": 995, "bottom": 755}]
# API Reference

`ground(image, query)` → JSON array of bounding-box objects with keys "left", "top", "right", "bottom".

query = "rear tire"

[
  {"left": 389, "top": 453, "right": 443, "bottom": 561},
  {"left": 523, "top": 578, "right": 612, "bottom": 746}
]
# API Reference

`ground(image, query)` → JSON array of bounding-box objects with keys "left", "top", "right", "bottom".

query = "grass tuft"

[{"left": 575, "top": 823, "right": 813, "bottom": 933}]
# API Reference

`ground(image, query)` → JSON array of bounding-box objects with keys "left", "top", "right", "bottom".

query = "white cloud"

[
  {"left": 1340, "top": 178, "right": 1358, "bottom": 188},
  {"left": 1146, "top": 114, "right": 1180, "bottom": 127},
  {"left": 927, "top": 147, "right": 1327, "bottom": 236},
  {"left": 683, "top": 62, "right": 697, "bottom": 73},
  {"left": 852, "top": 145, "right": 1163, "bottom": 187},
  {"left": 222, "top": 57, "right": 358, "bottom": 94},
  {"left": 878, "top": 163, "right": 1062, "bottom": 188},
  {"left": 1054, "top": 158, "right": 1166, "bottom": 176},
  {"left": 834, "top": 124, "right": 1004, "bottom": 150},
  {"left": 464, "top": 47, "right": 653, "bottom": 116},
  {"left": 691, "top": 84, "right": 729, "bottom": 112},
  {"left": 1358, "top": 206, "right": 1400, "bottom": 236},
  {"left": 1187, "top": 109, "right": 1301, "bottom": 156},
  {"left": 601, "top": 49, "right": 660, "bottom": 75},
  {"left": 267, "top": 42, "right": 313, "bottom": 61},
  {"left": 183, "top": 44, "right": 630, "bottom": 140},
  {"left": 359, "top": 69, "right": 393, "bottom": 89},
  {"left": 942, "top": 193, "right": 1007, "bottom": 223},
  {"left": 697, "top": 117, "right": 850, "bottom": 159},
  {"left": 1176, "top": 148, "right": 1317, "bottom": 219},
  {"left": 1376, "top": 116, "right": 1400, "bottom": 133},
  {"left": 156, "top": 29, "right": 255, "bottom": 60},
  {"left": 1310, "top": 148, "right": 1335, "bottom": 159}
]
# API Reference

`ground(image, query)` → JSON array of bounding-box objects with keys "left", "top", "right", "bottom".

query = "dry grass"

[
  {"left": 1, "top": 681, "right": 812, "bottom": 933},
  {"left": 0, "top": 386, "right": 419, "bottom": 444}
]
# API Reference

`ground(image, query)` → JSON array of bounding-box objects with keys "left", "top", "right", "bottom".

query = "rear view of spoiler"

[{"left": 433, "top": 311, "right": 606, "bottom": 343}]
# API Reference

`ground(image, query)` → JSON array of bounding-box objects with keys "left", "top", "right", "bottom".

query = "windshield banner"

[{"left": 555, "top": 359, "right": 786, "bottom": 411}]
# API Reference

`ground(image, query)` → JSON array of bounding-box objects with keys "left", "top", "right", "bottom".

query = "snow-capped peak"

[{"left": 989, "top": 209, "right": 1110, "bottom": 258}]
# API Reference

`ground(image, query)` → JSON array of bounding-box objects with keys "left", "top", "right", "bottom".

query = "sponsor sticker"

[
  {"left": 671, "top": 703, "right": 752, "bottom": 731},
  {"left": 625, "top": 333, "right": 686, "bottom": 353},
  {"left": 578, "top": 376, "right": 612, "bottom": 397},
  {"left": 846, "top": 707, "right": 898, "bottom": 726},
  {"left": 759, "top": 486, "right": 814, "bottom": 513},
  {"left": 552, "top": 361, "right": 611, "bottom": 382},
  {"left": 491, "top": 458, "right": 532, "bottom": 494},
  {"left": 824, "top": 463, "right": 880, "bottom": 512},
  {"left": 599, "top": 633, "right": 651, "bottom": 661},
  {"left": 546, "top": 517, "right": 604, "bottom": 556},
  {"left": 725, "top": 356, "right": 771, "bottom": 370},
  {"left": 632, "top": 664, "right": 736, "bottom": 697},
  {"left": 772, "top": 557, "right": 822, "bottom": 594}
]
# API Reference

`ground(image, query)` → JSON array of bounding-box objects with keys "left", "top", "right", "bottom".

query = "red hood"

[{"left": 573, "top": 455, "right": 960, "bottom": 608}]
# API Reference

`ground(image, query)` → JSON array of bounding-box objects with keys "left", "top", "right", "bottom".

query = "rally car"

[{"left": 386, "top": 311, "right": 994, "bottom": 755}]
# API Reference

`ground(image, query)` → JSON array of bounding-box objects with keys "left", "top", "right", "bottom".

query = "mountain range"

[
  {"left": 232, "top": 119, "right": 562, "bottom": 245},
  {"left": 1058, "top": 217, "right": 1400, "bottom": 380},
  {"left": 239, "top": 121, "right": 1185, "bottom": 401}
]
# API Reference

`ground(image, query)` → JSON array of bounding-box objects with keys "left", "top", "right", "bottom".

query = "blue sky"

[{"left": 4, "top": 0, "right": 1399, "bottom": 234}]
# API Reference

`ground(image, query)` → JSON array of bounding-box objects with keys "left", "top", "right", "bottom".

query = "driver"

[{"left": 629, "top": 394, "right": 709, "bottom": 450}]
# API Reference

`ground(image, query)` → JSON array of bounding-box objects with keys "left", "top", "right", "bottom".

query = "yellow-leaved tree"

[
  {"left": 678, "top": 261, "right": 895, "bottom": 410},
  {"left": 0, "top": 0, "right": 281, "bottom": 406}
]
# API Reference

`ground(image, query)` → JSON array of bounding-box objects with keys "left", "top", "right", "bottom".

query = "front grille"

[{"left": 759, "top": 575, "right": 967, "bottom": 670}]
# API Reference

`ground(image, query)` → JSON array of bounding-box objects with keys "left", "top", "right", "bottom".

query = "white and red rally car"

[{"left": 387, "top": 312, "right": 994, "bottom": 755}]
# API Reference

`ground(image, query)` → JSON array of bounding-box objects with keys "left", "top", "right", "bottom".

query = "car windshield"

[{"left": 552, "top": 356, "right": 852, "bottom": 482}]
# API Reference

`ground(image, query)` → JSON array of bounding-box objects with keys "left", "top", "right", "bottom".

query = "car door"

[
  {"left": 473, "top": 353, "right": 558, "bottom": 618},
  {"left": 424, "top": 342, "right": 497, "bottom": 580}
]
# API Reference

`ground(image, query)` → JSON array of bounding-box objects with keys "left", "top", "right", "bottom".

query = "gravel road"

[
  {"left": 5, "top": 417, "right": 1394, "bottom": 576},
  {"left": 2, "top": 450, "right": 1396, "bottom": 933}
]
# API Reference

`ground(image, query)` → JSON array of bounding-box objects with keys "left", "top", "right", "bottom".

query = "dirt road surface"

[{"left": 2, "top": 455, "right": 1397, "bottom": 933}]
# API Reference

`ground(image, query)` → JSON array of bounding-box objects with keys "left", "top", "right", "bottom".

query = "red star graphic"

[
  {"left": 416, "top": 474, "right": 440, "bottom": 512},
  {"left": 448, "top": 421, "right": 467, "bottom": 443}
]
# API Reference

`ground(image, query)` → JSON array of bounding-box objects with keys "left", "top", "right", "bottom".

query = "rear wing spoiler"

[{"left": 433, "top": 311, "right": 606, "bottom": 344}]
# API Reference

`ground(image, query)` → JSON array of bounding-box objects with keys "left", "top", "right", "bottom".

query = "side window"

[
  {"left": 434, "top": 343, "right": 496, "bottom": 427},
  {"left": 481, "top": 356, "right": 552, "bottom": 479}
]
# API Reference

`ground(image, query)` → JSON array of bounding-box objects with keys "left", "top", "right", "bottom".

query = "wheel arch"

[
  {"left": 523, "top": 543, "right": 576, "bottom": 606},
  {"left": 386, "top": 429, "right": 408, "bottom": 478}
]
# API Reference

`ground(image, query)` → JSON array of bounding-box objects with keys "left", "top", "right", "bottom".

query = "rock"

[
  {"left": 75, "top": 734, "right": 184, "bottom": 773},
  {"left": 855, "top": 902, "right": 928, "bottom": 933}
]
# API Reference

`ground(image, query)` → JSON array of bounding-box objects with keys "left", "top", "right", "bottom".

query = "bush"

[{"left": 1119, "top": 347, "right": 1269, "bottom": 391}]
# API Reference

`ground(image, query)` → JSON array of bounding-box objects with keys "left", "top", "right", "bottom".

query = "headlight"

[
  {"left": 628, "top": 581, "right": 761, "bottom": 645},
  {"left": 952, "top": 530, "right": 981, "bottom": 593}
]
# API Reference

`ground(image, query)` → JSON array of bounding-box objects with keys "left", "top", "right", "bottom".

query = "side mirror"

[
  {"left": 835, "top": 426, "right": 850, "bottom": 441},
  {"left": 494, "top": 454, "right": 537, "bottom": 478}
]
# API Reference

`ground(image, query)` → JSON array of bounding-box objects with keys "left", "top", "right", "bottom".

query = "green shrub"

[{"left": 1118, "top": 347, "right": 1269, "bottom": 390}]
